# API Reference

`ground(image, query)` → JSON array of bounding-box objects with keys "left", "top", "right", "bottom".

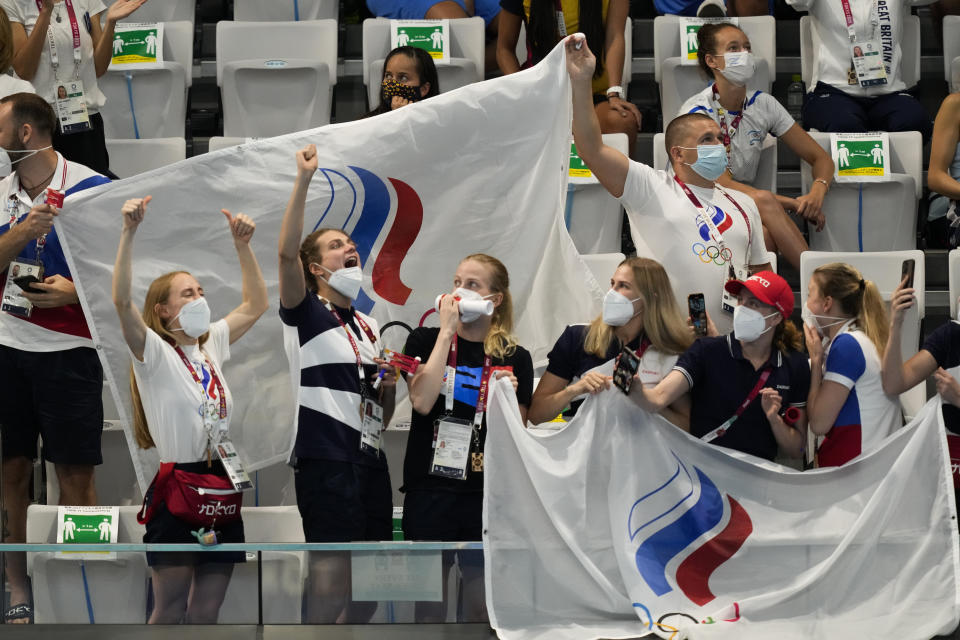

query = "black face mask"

[{"left": 380, "top": 79, "right": 421, "bottom": 106}]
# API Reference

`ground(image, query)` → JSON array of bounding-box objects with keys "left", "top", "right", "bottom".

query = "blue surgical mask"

[{"left": 679, "top": 144, "right": 728, "bottom": 181}]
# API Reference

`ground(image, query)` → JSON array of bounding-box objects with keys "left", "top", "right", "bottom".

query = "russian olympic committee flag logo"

[
  {"left": 628, "top": 453, "right": 753, "bottom": 607},
  {"left": 312, "top": 165, "right": 424, "bottom": 315}
]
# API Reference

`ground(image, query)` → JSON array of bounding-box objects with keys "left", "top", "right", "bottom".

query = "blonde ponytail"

[{"left": 812, "top": 263, "right": 889, "bottom": 353}]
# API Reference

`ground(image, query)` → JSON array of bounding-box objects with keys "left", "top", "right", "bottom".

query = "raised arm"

[
  {"left": 221, "top": 209, "right": 268, "bottom": 344},
  {"left": 566, "top": 35, "right": 629, "bottom": 197},
  {"left": 882, "top": 279, "right": 937, "bottom": 394},
  {"left": 112, "top": 196, "right": 150, "bottom": 361},
  {"left": 279, "top": 145, "right": 317, "bottom": 309},
  {"left": 928, "top": 94, "right": 960, "bottom": 201},
  {"left": 9, "top": 0, "right": 53, "bottom": 81},
  {"left": 407, "top": 295, "right": 459, "bottom": 415},
  {"left": 495, "top": 9, "right": 523, "bottom": 75},
  {"left": 92, "top": 0, "right": 147, "bottom": 76}
]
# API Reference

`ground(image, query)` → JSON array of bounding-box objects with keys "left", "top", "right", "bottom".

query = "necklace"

[
  {"left": 20, "top": 166, "right": 57, "bottom": 196},
  {"left": 54, "top": 3, "right": 62, "bottom": 22}
]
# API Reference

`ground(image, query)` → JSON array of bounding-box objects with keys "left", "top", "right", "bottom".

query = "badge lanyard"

[
  {"left": 444, "top": 334, "right": 493, "bottom": 431},
  {"left": 674, "top": 175, "right": 753, "bottom": 260},
  {"left": 553, "top": 0, "right": 567, "bottom": 37},
  {"left": 635, "top": 337, "right": 651, "bottom": 360},
  {"left": 8, "top": 164, "right": 67, "bottom": 260},
  {"left": 37, "top": 0, "right": 82, "bottom": 82},
  {"left": 326, "top": 302, "right": 378, "bottom": 410},
  {"left": 174, "top": 345, "right": 227, "bottom": 464},
  {"left": 839, "top": 0, "right": 879, "bottom": 43},
  {"left": 711, "top": 84, "right": 746, "bottom": 153},
  {"left": 701, "top": 366, "right": 772, "bottom": 443}
]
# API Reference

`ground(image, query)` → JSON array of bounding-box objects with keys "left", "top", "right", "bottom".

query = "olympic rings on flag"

[{"left": 691, "top": 242, "right": 730, "bottom": 266}]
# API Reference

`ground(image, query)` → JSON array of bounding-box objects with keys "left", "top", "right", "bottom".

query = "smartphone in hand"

[
  {"left": 612, "top": 346, "right": 640, "bottom": 394},
  {"left": 688, "top": 293, "right": 707, "bottom": 337},
  {"left": 900, "top": 259, "right": 915, "bottom": 289},
  {"left": 13, "top": 275, "right": 41, "bottom": 293}
]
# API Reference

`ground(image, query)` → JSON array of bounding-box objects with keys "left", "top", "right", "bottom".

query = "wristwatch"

[{"left": 606, "top": 85, "right": 624, "bottom": 99}]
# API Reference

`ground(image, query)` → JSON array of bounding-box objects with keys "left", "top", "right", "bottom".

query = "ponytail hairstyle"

[
  {"left": 584, "top": 257, "right": 693, "bottom": 358},
  {"left": 298, "top": 228, "right": 354, "bottom": 293},
  {"left": 130, "top": 271, "right": 210, "bottom": 450},
  {"left": 696, "top": 22, "right": 743, "bottom": 80},
  {"left": 461, "top": 253, "right": 518, "bottom": 360},
  {"left": 812, "top": 262, "right": 889, "bottom": 354},
  {"left": 772, "top": 318, "right": 804, "bottom": 354},
  {"left": 528, "top": 0, "right": 605, "bottom": 78}
]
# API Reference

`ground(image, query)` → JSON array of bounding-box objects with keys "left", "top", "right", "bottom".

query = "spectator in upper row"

[
  {"left": 0, "top": 7, "right": 33, "bottom": 102},
  {"left": 653, "top": 0, "right": 772, "bottom": 17},
  {"left": 681, "top": 22, "right": 834, "bottom": 273},
  {"left": 566, "top": 34, "right": 770, "bottom": 335},
  {"left": 498, "top": 0, "right": 641, "bottom": 155},
  {"left": 927, "top": 92, "right": 960, "bottom": 247},
  {"left": 364, "top": 46, "right": 440, "bottom": 117},
  {"left": 786, "top": 0, "right": 933, "bottom": 141},
  {"left": 2, "top": 0, "right": 148, "bottom": 176}
]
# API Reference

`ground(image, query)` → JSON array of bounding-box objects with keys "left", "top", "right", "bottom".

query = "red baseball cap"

[{"left": 724, "top": 271, "right": 793, "bottom": 318}]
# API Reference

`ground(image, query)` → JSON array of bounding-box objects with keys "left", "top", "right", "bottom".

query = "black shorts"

[
  {"left": 144, "top": 461, "right": 246, "bottom": 567},
  {"left": 403, "top": 490, "right": 484, "bottom": 567},
  {"left": 0, "top": 345, "right": 103, "bottom": 465},
  {"left": 294, "top": 458, "right": 393, "bottom": 543}
]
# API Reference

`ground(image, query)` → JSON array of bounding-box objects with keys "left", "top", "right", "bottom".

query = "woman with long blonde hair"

[
  {"left": 403, "top": 253, "right": 533, "bottom": 623},
  {"left": 112, "top": 195, "right": 267, "bottom": 624},
  {"left": 803, "top": 262, "right": 901, "bottom": 467},
  {"left": 529, "top": 257, "right": 692, "bottom": 426}
]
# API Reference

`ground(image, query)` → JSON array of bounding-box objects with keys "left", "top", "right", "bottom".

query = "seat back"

[
  {"left": 207, "top": 136, "right": 249, "bottom": 153},
  {"left": 100, "top": 64, "right": 188, "bottom": 138},
  {"left": 216, "top": 20, "right": 338, "bottom": 87},
  {"left": 234, "top": 0, "right": 339, "bottom": 21},
  {"left": 949, "top": 249, "right": 960, "bottom": 320},
  {"left": 801, "top": 131, "right": 923, "bottom": 200},
  {"left": 115, "top": 0, "right": 195, "bottom": 26},
  {"left": 652, "top": 132, "right": 777, "bottom": 193},
  {"left": 566, "top": 133, "right": 628, "bottom": 254},
  {"left": 800, "top": 250, "right": 924, "bottom": 418},
  {"left": 222, "top": 61, "right": 332, "bottom": 136},
  {"left": 106, "top": 138, "right": 186, "bottom": 178},
  {"left": 945, "top": 16, "right": 960, "bottom": 89},
  {"left": 660, "top": 55, "right": 771, "bottom": 121},
  {"left": 362, "top": 17, "right": 484, "bottom": 108}
]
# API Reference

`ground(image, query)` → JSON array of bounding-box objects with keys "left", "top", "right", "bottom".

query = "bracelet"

[
  {"left": 814, "top": 178, "right": 829, "bottom": 188},
  {"left": 606, "top": 85, "right": 624, "bottom": 98}
]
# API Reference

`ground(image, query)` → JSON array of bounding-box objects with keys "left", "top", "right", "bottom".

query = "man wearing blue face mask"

[
  {"left": 0, "top": 91, "right": 109, "bottom": 624},
  {"left": 566, "top": 35, "right": 770, "bottom": 336}
]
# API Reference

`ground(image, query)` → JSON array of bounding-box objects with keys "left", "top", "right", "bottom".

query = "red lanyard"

[
  {"left": 13, "top": 162, "right": 67, "bottom": 254},
  {"left": 674, "top": 175, "right": 753, "bottom": 243},
  {"left": 712, "top": 84, "right": 746, "bottom": 152},
  {"left": 635, "top": 337, "right": 651, "bottom": 359},
  {"left": 327, "top": 303, "right": 377, "bottom": 391},
  {"left": 840, "top": 0, "right": 855, "bottom": 32},
  {"left": 445, "top": 334, "right": 493, "bottom": 428},
  {"left": 174, "top": 345, "right": 227, "bottom": 422},
  {"left": 702, "top": 365, "right": 772, "bottom": 443}
]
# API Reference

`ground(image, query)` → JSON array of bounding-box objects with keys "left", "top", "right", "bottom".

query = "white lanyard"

[
  {"left": 41, "top": 0, "right": 83, "bottom": 81},
  {"left": 839, "top": 0, "right": 880, "bottom": 42},
  {"left": 675, "top": 176, "right": 753, "bottom": 264}
]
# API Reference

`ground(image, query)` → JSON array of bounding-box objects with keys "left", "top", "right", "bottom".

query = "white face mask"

[
  {"left": 452, "top": 287, "right": 495, "bottom": 323},
  {"left": 318, "top": 263, "right": 363, "bottom": 300},
  {"left": 800, "top": 302, "right": 847, "bottom": 337},
  {"left": 0, "top": 144, "right": 51, "bottom": 177},
  {"left": 171, "top": 297, "right": 211, "bottom": 339},
  {"left": 602, "top": 289, "right": 642, "bottom": 327},
  {"left": 719, "top": 51, "right": 756, "bottom": 86},
  {"left": 733, "top": 304, "right": 777, "bottom": 342}
]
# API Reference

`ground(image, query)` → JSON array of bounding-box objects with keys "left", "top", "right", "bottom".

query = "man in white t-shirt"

[
  {"left": 0, "top": 92, "right": 109, "bottom": 623},
  {"left": 566, "top": 36, "right": 769, "bottom": 334}
]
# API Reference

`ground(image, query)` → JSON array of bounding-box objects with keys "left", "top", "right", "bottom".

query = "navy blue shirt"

[
  {"left": 922, "top": 321, "right": 960, "bottom": 434},
  {"left": 674, "top": 335, "right": 811, "bottom": 460}
]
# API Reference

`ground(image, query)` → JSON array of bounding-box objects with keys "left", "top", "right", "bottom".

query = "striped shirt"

[{"left": 280, "top": 291, "right": 386, "bottom": 468}]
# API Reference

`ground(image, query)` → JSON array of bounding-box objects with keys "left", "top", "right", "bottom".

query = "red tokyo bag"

[
  {"left": 947, "top": 434, "right": 960, "bottom": 489},
  {"left": 138, "top": 462, "right": 242, "bottom": 527}
]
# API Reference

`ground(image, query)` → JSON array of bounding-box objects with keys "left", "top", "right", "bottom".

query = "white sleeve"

[
  {"left": 619, "top": 160, "right": 660, "bottom": 217},
  {"left": 785, "top": 0, "right": 815, "bottom": 11},
  {"left": 206, "top": 319, "right": 232, "bottom": 368},
  {"left": 1, "top": 0, "right": 25, "bottom": 23},
  {"left": 131, "top": 328, "right": 166, "bottom": 376},
  {"left": 763, "top": 95, "right": 797, "bottom": 138},
  {"left": 85, "top": 0, "right": 107, "bottom": 16},
  {"left": 678, "top": 92, "right": 712, "bottom": 119}
]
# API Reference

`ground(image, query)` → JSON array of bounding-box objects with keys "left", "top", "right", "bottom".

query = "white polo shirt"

[
  {"left": 1, "top": 0, "right": 107, "bottom": 112},
  {"left": 619, "top": 161, "right": 767, "bottom": 335},
  {"left": 679, "top": 87, "right": 796, "bottom": 184},
  {"left": 785, "top": 0, "right": 928, "bottom": 97}
]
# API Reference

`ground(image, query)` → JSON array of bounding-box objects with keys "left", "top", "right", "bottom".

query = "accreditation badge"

[
  {"left": 2, "top": 259, "right": 43, "bottom": 318},
  {"left": 720, "top": 263, "right": 748, "bottom": 314},
  {"left": 849, "top": 40, "right": 888, "bottom": 88},
  {"left": 214, "top": 438, "right": 254, "bottom": 491},
  {"left": 360, "top": 397, "right": 384, "bottom": 456},
  {"left": 55, "top": 80, "right": 92, "bottom": 134},
  {"left": 429, "top": 417, "right": 473, "bottom": 481}
]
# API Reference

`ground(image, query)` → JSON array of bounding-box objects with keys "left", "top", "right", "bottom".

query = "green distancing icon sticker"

[
  {"left": 569, "top": 142, "right": 592, "bottom": 178},
  {"left": 57, "top": 506, "right": 120, "bottom": 560},
  {"left": 109, "top": 23, "right": 163, "bottom": 70},
  {"left": 831, "top": 132, "right": 889, "bottom": 182},
  {"left": 390, "top": 20, "right": 449, "bottom": 64}
]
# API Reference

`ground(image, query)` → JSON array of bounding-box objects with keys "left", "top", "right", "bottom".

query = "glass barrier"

[{"left": 0, "top": 542, "right": 486, "bottom": 625}]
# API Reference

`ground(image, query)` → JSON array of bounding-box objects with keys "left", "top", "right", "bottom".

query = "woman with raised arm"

[
  {"left": 111, "top": 196, "right": 268, "bottom": 624},
  {"left": 278, "top": 144, "right": 397, "bottom": 624}
]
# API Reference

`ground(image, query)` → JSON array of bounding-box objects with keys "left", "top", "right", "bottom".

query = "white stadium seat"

[
  {"left": 207, "top": 136, "right": 250, "bottom": 153},
  {"left": 653, "top": 16, "right": 775, "bottom": 121},
  {"left": 27, "top": 505, "right": 148, "bottom": 624},
  {"left": 106, "top": 138, "right": 186, "bottom": 178},
  {"left": 113, "top": 0, "right": 195, "bottom": 27},
  {"left": 801, "top": 15, "right": 920, "bottom": 90},
  {"left": 945, "top": 16, "right": 960, "bottom": 93},
  {"left": 652, "top": 132, "right": 778, "bottom": 194},
  {"left": 219, "top": 506, "right": 306, "bottom": 624},
  {"left": 99, "top": 21, "right": 193, "bottom": 139},
  {"left": 800, "top": 251, "right": 926, "bottom": 420},
  {"left": 949, "top": 249, "right": 960, "bottom": 320},
  {"left": 363, "top": 17, "right": 485, "bottom": 110},
  {"left": 567, "top": 133, "right": 629, "bottom": 254},
  {"left": 234, "top": 0, "right": 338, "bottom": 21},
  {"left": 800, "top": 131, "right": 922, "bottom": 252},
  {"left": 216, "top": 20, "right": 338, "bottom": 137}
]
